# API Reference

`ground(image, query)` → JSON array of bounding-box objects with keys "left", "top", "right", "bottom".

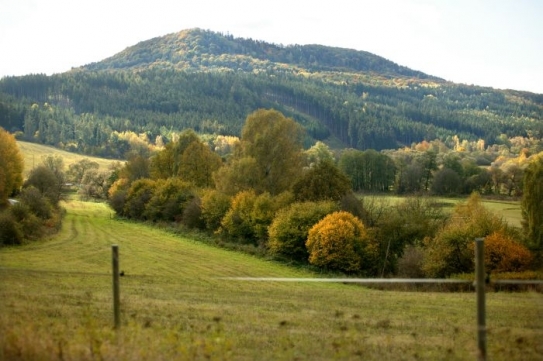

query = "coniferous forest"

[{"left": 0, "top": 28, "right": 541, "bottom": 159}]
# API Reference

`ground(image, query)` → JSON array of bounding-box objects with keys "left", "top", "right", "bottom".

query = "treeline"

[
  {"left": 2, "top": 110, "right": 541, "bottom": 276},
  {"left": 102, "top": 110, "right": 541, "bottom": 277}
]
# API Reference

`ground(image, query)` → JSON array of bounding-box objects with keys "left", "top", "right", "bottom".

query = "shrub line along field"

[{"left": 0, "top": 200, "right": 541, "bottom": 360}]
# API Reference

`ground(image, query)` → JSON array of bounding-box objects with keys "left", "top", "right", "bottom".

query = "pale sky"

[{"left": 1, "top": 0, "right": 542, "bottom": 94}]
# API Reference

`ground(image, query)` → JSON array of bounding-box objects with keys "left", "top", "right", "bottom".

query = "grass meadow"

[
  {"left": 1, "top": 200, "right": 542, "bottom": 360},
  {"left": 363, "top": 195, "right": 523, "bottom": 228},
  {"left": 17, "top": 141, "right": 121, "bottom": 176}
]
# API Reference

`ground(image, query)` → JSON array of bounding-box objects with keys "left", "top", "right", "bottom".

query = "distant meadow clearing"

[{"left": 0, "top": 200, "right": 541, "bottom": 361}]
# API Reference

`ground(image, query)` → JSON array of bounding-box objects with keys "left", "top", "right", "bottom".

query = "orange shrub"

[
  {"left": 306, "top": 211, "right": 374, "bottom": 273},
  {"left": 483, "top": 232, "right": 533, "bottom": 273}
]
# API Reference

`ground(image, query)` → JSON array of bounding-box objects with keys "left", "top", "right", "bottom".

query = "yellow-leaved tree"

[
  {"left": 306, "top": 211, "right": 377, "bottom": 273},
  {"left": 0, "top": 128, "right": 24, "bottom": 206}
]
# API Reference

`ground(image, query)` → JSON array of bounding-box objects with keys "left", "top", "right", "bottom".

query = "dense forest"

[{"left": 1, "top": 28, "right": 542, "bottom": 159}]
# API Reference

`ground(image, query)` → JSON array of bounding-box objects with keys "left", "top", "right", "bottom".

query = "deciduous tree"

[
  {"left": 521, "top": 152, "right": 543, "bottom": 253},
  {"left": 306, "top": 211, "right": 376, "bottom": 273},
  {"left": 0, "top": 128, "right": 24, "bottom": 205},
  {"left": 292, "top": 159, "right": 351, "bottom": 202},
  {"left": 238, "top": 109, "right": 304, "bottom": 195},
  {"left": 268, "top": 201, "right": 337, "bottom": 262},
  {"left": 422, "top": 193, "right": 515, "bottom": 277},
  {"left": 179, "top": 141, "right": 222, "bottom": 188}
]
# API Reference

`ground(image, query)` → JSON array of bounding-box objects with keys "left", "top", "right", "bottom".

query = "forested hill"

[
  {"left": 0, "top": 28, "right": 542, "bottom": 157},
  {"left": 82, "top": 28, "right": 436, "bottom": 79}
]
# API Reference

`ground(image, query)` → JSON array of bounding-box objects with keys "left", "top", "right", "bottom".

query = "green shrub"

[
  {"left": 397, "top": 245, "right": 425, "bottom": 278},
  {"left": 144, "top": 178, "right": 194, "bottom": 222},
  {"left": 18, "top": 187, "right": 53, "bottom": 219},
  {"left": 0, "top": 211, "right": 23, "bottom": 246},
  {"left": 123, "top": 179, "right": 157, "bottom": 220},
  {"left": 250, "top": 191, "right": 293, "bottom": 242},
  {"left": 9, "top": 203, "right": 44, "bottom": 240},
  {"left": 182, "top": 196, "right": 205, "bottom": 229},
  {"left": 268, "top": 201, "right": 338, "bottom": 262},
  {"left": 219, "top": 190, "right": 258, "bottom": 244},
  {"left": 292, "top": 160, "right": 351, "bottom": 202},
  {"left": 200, "top": 189, "right": 231, "bottom": 232},
  {"left": 219, "top": 190, "right": 292, "bottom": 245},
  {"left": 107, "top": 178, "right": 130, "bottom": 216}
]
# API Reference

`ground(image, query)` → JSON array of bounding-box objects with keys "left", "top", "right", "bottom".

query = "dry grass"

[
  {"left": 16, "top": 141, "right": 122, "bottom": 176},
  {"left": 0, "top": 201, "right": 542, "bottom": 360}
]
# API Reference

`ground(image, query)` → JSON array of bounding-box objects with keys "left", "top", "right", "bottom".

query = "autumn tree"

[
  {"left": 42, "top": 155, "right": 66, "bottom": 203},
  {"left": 375, "top": 197, "right": 447, "bottom": 275},
  {"left": 24, "top": 166, "right": 61, "bottom": 205},
  {"left": 268, "top": 201, "right": 338, "bottom": 262},
  {"left": 521, "top": 151, "right": 543, "bottom": 253},
  {"left": 0, "top": 128, "right": 24, "bottom": 206},
  {"left": 305, "top": 141, "right": 335, "bottom": 167},
  {"left": 483, "top": 232, "right": 533, "bottom": 273},
  {"left": 219, "top": 190, "right": 292, "bottom": 245},
  {"left": 142, "top": 178, "right": 196, "bottom": 221},
  {"left": 306, "top": 211, "right": 376, "bottom": 274},
  {"left": 422, "top": 193, "right": 515, "bottom": 277},
  {"left": 200, "top": 189, "right": 232, "bottom": 232},
  {"left": 67, "top": 158, "right": 99, "bottom": 185},
  {"left": 79, "top": 169, "right": 111, "bottom": 200},
  {"left": 179, "top": 141, "right": 222, "bottom": 188},
  {"left": 213, "top": 157, "right": 261, "bottom": 195},
  {"left": 219, "top": 190, "right": 258, "bottom": 244},
  {"left": 218, "top": 109, "right": 304, "bottom": 195},
  {"left": 123, "top": 179, "right": 157, "bottom": 220},
  {"left": 418, "top": 150, "right": 438, "bottom": 191},
  {"left": 292, "top": 159, "right": 352, "bottom": 202},
  {"left": 150, "top": 129, "right": 201, "bottom": 179},
  {"left": 431, "top": 168, "right": 462, "bottom": 195},
  {"left": 121, "top": 155, "right": 150, "bottom": 182}
]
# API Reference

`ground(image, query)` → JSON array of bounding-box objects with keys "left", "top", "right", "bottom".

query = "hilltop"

[
  {"left": 0, "top": 28, "right": 542, "bottom": 156},
  {"left": 82, "top": 28, "right": 437, "bottom": 79}
]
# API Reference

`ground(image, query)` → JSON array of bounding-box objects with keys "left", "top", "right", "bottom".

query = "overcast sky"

[{"left": 1, "top": 0, "right": 542, "bottom": 94}]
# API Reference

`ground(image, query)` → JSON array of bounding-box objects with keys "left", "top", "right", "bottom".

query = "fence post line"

[
  {"left": 475, "top": 238, "right": 486, "bottom": 361},
  {"left": 112, "top": 244, "right": 121, "bottom": 330}
]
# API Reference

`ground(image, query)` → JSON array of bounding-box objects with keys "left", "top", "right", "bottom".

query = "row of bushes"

[{"left": 108, "top": 176, "right": 537, "bottom": 277}]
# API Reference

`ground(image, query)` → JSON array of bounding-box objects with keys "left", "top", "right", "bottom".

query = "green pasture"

[
  {"left": 361, "top": 194, "right": 523, "bottom": 228},
  {"left": 1, "top": 200, "right": 541, "bottom": 360}
]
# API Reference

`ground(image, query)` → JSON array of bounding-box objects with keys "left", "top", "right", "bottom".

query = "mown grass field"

[
  {"left": 1, "top": 200, "right": 541, "bottom": 360},
  {"left": 17, "top": 141, "right": 122, "bottom": 176},
  {"left": 364, "top": 194, "right": 523, "bottom": 228}
]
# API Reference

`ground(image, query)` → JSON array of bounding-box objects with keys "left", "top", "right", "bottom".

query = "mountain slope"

[
  {"left": 82, "top": 28, "right": 437, "bottom": 80},
  {"left": 0, "top": 28, "right": 542, "bottom": 155}
]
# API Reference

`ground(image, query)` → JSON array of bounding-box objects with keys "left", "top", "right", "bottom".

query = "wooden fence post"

[
  {"left": 112, "top": 244, "right": 120, "bottom": 330},
  {"left": 475, "top": 238, "right": 486, "bottom": 361}
]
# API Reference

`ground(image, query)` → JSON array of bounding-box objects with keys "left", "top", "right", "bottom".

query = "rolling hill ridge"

[{"left": 0, "top": 28, "right": 542, "bottom": 156}]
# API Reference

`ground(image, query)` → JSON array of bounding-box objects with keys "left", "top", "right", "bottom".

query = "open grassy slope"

[
  {"left": 364, "top": 195, "right": 523, "bottom": 228},
  {"left": 1, "top": 201, "right": 541, "bottom": 360},
  {"left": 17, "top": 141, "right": 122, "bottom": 176}
]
